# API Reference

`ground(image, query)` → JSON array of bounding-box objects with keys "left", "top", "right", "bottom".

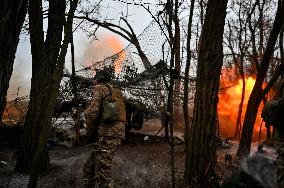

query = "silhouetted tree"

[
  {"left": 183, "top": 0, "right": 195, "bottom": 182},
  {"left": 224, "top": 1, "right": 253, "bottom": 140},
  {"left": 237, "top": 0, "right": 284, "bottom": 158},
  {"left": 185, "top": 0, "right": 228, "bottom": 187},
  {"left": 0, "top": 0, "right": 27, "bottom": 123},
  {"left": 15, "top": 0, "right": 79, "bottom": 173}
]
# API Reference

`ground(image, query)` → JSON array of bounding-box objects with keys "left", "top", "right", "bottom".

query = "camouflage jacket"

[
  {"left": 276, "top": 78, "right": 284, "bottom": 97},
  {"left": 85, "top": 84, "right": 125, "bottom": 140},
  {"left": 275, "top": 78, "right": 284, "bottom": 140}
]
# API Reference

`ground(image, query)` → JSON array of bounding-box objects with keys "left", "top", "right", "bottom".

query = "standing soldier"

[
  {"left": 262, "top": 76, "right": 284, "bottom": 187},
  {"left": 83, "top": 69, "right": 126, "bottom": 188},
  {"left": 274, "top": 77, "right": 284, "bottom": 188}
]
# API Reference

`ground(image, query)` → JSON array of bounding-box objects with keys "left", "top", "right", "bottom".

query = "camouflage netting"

[
  {"left": 66, "top": 20, "right": 196, "bottom": 115},
  {"left": 76, "top": 20, "right": 169, "bottom": 77},
  {"left": 2, "top": 20, "right": 194, "bottom": 129},
  {"left": 62, "top": 20, "right": 175, "bottom": 114}
]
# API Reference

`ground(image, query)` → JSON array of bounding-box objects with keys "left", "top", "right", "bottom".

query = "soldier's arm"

[{"left": 85, "top": 85, "right": 104, "bottom": 128}]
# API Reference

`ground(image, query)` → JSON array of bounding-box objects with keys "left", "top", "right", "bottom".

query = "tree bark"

[
  {"left": 184, "top": 0, "right": 195, "bottom": 182},
  {"left": 237, "top": 0, "right": 284, "bottom": 158},
  {"left": 15, "top": 0, "right": 78, "bottom": 173},
  {"left": 173, "top": 0, "right": 181, "bottom": 114},
  {"left": 0, "top": 0, "right": 27, "bottom": 123},
  {"left": 15, "top": 0, "right": 66, "bottom": 172},
  {"left": 186, "top": 0, "right": 228, "bottom": 187},
  {"left": 70, "top": 28, "right": 81, "bottom": 145},
  {"left": 233, "top": 57, "right": 245, "bottom": 140}
]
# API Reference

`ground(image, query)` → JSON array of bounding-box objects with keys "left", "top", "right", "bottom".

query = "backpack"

[
  {"left": 261, "top": 97, "right": 284, "bottom": 127},
  {"left": 101, "top": 84, "right": 127, "bottom": 123}
]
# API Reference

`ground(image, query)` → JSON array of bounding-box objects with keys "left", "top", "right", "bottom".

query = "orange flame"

[
  {"left": 2, "top": 103, "right": 25, "bottom": 125},
  {"left": 83, "top": 35, "right": 125, "bottom": 73},
  {"left": 218, "top": 70, "right": 266, "bottom": 141},
  {"left": 114, "top": 51, "right": 126, "bottom": 74},
  {"left": 103, "top": 36, "right": 125, "bottom": 73}
]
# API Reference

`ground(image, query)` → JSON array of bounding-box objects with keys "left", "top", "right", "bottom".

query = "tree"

[
  {"left": 237, "top": 0, "right": 284, "bottom": 158},
  {"left": 224, "top": 1, "right": 253, "bottom": 140},
  {"left": 185, "top": 0, "right": 228, "bottom": 187},
  {"left": 0, "top": 0, "right": 27, "bottom": 124},
  {"left": 183, "top": 0, "right": 195, "bottom": 182},
  {"left": 15, "top": 0, "right": 79, "bottom": 173}
]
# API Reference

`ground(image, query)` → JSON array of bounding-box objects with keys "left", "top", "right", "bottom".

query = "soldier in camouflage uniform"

[
  {"left": 275, "top": 77, "right": 284, "bottom": 188},
  {"left": 83, "top": 70, "right": 126, "bottom": 188}
]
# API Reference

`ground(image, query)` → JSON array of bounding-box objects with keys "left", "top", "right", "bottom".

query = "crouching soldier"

[
  {"left": 83, "top": 69, "right": 127, "bottom": 188},
  {"left": 262, "top": 77, "right": 284, "bottom": 188}
]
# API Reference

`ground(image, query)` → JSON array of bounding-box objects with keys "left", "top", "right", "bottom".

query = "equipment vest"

[{"left": 102, "top": 84, "right": 127, "bottom": 123}]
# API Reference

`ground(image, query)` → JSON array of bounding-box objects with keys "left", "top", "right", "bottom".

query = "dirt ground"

[
  {"left": 0, "top": 135, "right": 243, "bottom": 188},
  {"left": 0, "top": 119, "right": 271, "bottom": 188},
  {"left": 0, "top": 134, "right": 186, "bottom": 188}
]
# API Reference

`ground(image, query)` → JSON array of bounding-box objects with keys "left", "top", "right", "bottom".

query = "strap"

[{"left": 104, "top": 83, "right": 113, "bottom": 101}]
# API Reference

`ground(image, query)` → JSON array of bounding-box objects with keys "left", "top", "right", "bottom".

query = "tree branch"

[{"left": 74, "top": 15, "right": 132, "bottom": 42}]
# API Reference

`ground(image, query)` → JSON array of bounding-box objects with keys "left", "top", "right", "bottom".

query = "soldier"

[
  {"left": 83, "top": 69, "right": 126, "bottom": 188},
  {"left": 274, "top": 77, "right": 284, "bottom": 188},
  {"left": 262, "top": 76, "right": 284, "bottom": 187}
]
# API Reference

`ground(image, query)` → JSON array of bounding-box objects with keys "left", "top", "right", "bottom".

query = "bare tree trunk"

[
  {"left": 233, "top": 57, "right": 246, "bottom": 140},
  {"left": 163, "top": 0, "right": 174, "bottom": 141},
  {"left": 237, "top": 0, "right": 284, "bottom": 158},
  {"left": 186, "top": 0, "right": 228, "bottom": 187},
  {"left": 173, "top": 0, "right": 181, "bottom": 118},
  {"left": 233, "top": 79, "right": 245, "bottom": 140},
  {"left": 0, "top": 0, "right": 27, "bottom": 123},
  {"left": 226, "top": 1, "right": 251, "bottom": 140},
  {"left": 15, "top": 0, "right": 78, "bottom": 173},
  {"left": 160, "top": 1, "right": 177, "bottom": 187},
  {"left": 70, "top": 27, "right": 81, "bottom": 145},
  {"left": 258, "top": 1, "right": 264, "bottom": 58},
  {"left": 184, "top": 0, "right": 195, "bottom": 182},
  {"left": 199, "top": 0, "right": 204, "bottom": 27},
  {"left": 169, "top": 1, "right": 176, "bottom": 187}
]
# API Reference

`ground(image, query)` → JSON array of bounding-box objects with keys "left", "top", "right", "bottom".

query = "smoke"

[
  {"left": 82, "top": 34, "right": 125, "bottom": 68},
  {"left": 241, "top": 151, "right": 277, "bottom": 188},
  {"left": 222, "top": 145, "right": 277, "bottom": 188},
  {"left": 7, "top": 33, "right": 126, "bottom": 101},
  {"left": 7, "top": 40, "right": 32, "bottom": 100}
]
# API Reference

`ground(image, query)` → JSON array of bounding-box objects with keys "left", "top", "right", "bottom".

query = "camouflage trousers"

[
  {"left": 276, "top": 140, "right": 284, "bottom": 188},
  {"left": 83, "top": 136, "right": 122, "bottom": 188}
]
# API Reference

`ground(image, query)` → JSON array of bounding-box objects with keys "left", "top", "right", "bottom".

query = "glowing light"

[
  {"left": 83, "top": 35, "right": 125, "bottom": 73},
  {"left": 114, "top": 51, "right": 126, "bottom": 74},
  {"left": 1, "top": 103, "right": 24, "bottom": 125},
  {"left": 218, "top": 71, "right": 265, "bottom": 140}
]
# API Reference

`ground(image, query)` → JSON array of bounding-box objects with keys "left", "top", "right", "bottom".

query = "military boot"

[
  {"left": 82, "top": 177, "right": 97, "bottom": 188},
  {"left": 98, "top": 180, "right": 113, "bottom": 188}
]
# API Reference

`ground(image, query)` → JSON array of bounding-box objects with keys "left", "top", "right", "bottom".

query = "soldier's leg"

[
  {"left": 276, "top": 140, "right": 284, "bottom": 188},
  {"left": 96, "top": 137, "right": 122, "bottom": 188},
  {"left": 83, "top": 141, "right": 102, "bottom": 188}
]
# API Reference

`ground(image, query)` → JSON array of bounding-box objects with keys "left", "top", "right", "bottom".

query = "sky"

[{"left": 7, "top": 0, "right": 153, "bottom": 100}]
